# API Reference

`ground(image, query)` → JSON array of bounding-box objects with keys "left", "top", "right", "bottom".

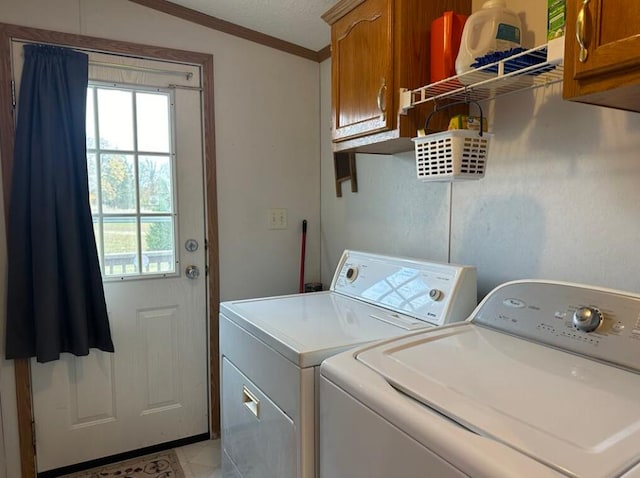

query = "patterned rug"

[{"left": 60, "top": 450, "right": 185, "bottom": 478}]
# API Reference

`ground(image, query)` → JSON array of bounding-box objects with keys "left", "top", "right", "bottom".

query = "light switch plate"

[{"left": 268, "top": 208, "right": 287, "bottom": 229}]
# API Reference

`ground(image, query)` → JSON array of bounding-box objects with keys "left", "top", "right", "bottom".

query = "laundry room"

[{"left": 0, "top": 0, "right": 640, "bottom": 477}]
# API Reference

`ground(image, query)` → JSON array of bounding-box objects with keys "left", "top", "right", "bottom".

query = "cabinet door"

[
  {"left": 331, "top": 0, "right": 394, "bottom": 141},
  {"left": 564, "top": 0, "right": 640, "bottom": 110}
]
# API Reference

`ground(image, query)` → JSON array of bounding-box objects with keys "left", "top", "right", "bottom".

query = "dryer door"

[{"left": 222, "top": 357, "right": 296, "bottom": 478}]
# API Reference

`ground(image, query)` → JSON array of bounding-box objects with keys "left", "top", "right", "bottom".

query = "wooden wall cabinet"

[
  {"left": 323, "top": 0, "right": 471, "bottom": 154},
  {"left": 563, "top": 0, "right": 640, "bottom": 112}
]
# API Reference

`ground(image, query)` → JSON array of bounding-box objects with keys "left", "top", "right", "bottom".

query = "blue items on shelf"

[{"left": 471, "top": 47, "right": 556, "bottom": 76}]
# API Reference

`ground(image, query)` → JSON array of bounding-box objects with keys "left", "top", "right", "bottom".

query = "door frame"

[{"left": 0, "top": 22, "right": 220, "bottom": 478}]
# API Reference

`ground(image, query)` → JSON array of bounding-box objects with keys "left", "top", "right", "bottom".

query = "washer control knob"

[
  {"left": 572, "top": 306, "right": 603, "bottom": 333},
  {"left": 429, "top": 289, "right": 443, "bottom": 301},
  {"left": 345, "top": 266, "right": 358, "bottom": 282}
]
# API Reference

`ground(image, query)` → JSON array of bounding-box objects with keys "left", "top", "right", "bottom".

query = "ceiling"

[{"left": 165, "top": 0, "right": 334, "bottom": 52}]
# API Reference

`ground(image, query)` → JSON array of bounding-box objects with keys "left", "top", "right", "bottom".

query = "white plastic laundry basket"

[{"left": 413, "top": 130, "right": 492, "bottom": 181}]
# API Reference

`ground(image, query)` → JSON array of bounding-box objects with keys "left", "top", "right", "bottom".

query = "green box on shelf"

[{"left": 548, "top": 0, "right": 566, "bottom": 40}]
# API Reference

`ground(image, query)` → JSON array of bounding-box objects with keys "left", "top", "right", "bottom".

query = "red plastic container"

[{"left": 430, "top": 11, "right": 468, "bottom": 83}]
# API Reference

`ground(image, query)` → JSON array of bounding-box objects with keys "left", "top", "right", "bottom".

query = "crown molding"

[
  {"left": 321, "top": 0, "right": 366, "bottom": 25},
  {"left": 317, "top": 44, "right": 331, "bottom": 62},
  {"left": 129, "top": 0, "right": 331, "bottom": 62}
]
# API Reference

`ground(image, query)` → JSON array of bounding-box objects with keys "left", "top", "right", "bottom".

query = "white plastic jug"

[{"left": 455, "top": 0, "right": 522, "bottom": 76}]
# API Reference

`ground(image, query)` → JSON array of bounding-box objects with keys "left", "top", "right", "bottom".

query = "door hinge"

[
  {"left": 204, "top": 238, "right": 209, "bottom": 250},
  {"left": 205, "top": 265, "right": 209, "bottom": 276},
  {"left": 10, "top": 80, "right": 16, "bottom": 109},
  {"left": 31, "top": 420, "right": 36, "bottom": 453}
]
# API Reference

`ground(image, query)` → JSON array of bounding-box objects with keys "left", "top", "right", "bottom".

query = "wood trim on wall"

[
  {"left": 0, "top": 25, "right": 15, "bottom": 210},
  {"left": 128, "top": 0, "right": 332, "bottom": 62},
  {"left": 0, "top": 22, "right": 220, "bottom": 477},
  {"left": 201, "top": 53, "right": 222, "bottom": 441},
  {"left": 317, "top": 45, "right": 331, "bottom": 63}
]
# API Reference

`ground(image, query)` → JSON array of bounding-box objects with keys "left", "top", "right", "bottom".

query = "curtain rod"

[
  {"left": 13, "top": 40, "right": 197, "bottom": 80},
  {"left": 89, "top": 60, "right": 193, "bottom": 80},
  {"left": 169, "top": 84, "right": 203, "bottom": 91}
]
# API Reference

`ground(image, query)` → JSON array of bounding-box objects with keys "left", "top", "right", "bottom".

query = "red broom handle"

[{"left": 299, "top": 220, "right": 307, "bottom": 293}]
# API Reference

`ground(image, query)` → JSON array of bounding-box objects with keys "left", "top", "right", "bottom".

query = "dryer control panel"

[
  {"left": 473, "top": 280, "right": 640, "bottom": 373},
  {"left": 330, "top": 250, "right": 477, "bottom": 327}
]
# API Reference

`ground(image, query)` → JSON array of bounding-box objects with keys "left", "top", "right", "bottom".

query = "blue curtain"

[{"left": 5, "top": 44, "right": 114, "bottom": 363}]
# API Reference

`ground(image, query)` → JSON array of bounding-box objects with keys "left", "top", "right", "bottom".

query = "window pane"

[
  {"left": 142, "top": 216, "right": 175, "bottom": 274},
  {"left": 103, "top": 217, "right": 139, "bottom": 276},
  {"left": 87, "top": 153, "right": 99, "bottom": 213},
  {"left": 86, "top": 88, "right": 96, "bottom": 149},
  {"left": 100, "top": 154, "right": 136, "bottom": 213},
  {"left": 98, "top": 89, "right": 134, "bottom": 150},
  {"left": 89, "top": 83, "right": 178, "bottom": 279},
  {"left": 136, "top": 92, "right": 170, "bottom": 153},
  {"left": 139, "top": 155, "right": 173, "bottom": 213}
]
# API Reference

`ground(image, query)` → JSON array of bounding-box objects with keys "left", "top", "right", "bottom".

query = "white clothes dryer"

[
  {"left": 320, "top": 280, "right": 640, "bottom": 478},
  {"left": 220, "top": 250, "right": 477, "bottom": 478}
]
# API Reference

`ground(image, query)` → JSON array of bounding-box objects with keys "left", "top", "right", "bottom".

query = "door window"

[{"left": 86, "top": 84, "right": 177, "bottom": 279}]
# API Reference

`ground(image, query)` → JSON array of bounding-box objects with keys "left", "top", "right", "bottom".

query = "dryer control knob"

[
  {"left": 345, "top": 266, "right": 358, "bottom": 282},
  {"left": 572, "top": 306, "right": 603, "bottom": 333},
  {"left": 429, "top": 289, "right": 443, "bottom": 301}
]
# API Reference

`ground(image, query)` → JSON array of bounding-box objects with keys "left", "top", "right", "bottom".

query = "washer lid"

[
  {"left": 357, "top": 323, "right": 640, "bottom": 478},
  {"left": 221, "top": 292, "right": 429, "bottom": 368}
]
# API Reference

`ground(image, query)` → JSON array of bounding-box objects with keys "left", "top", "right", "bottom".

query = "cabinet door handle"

[
  {"left": 377, "top": 78, "right": 387, "bottom": 120},
  {"left": 242, "top": 385, "right": 260, "bottom": 419},
  {"left": 576, "top": 0, "right": 590, "bottom": 62}
]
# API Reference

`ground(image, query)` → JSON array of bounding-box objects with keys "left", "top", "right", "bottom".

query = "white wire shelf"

[{"left": 400, "top": 43, "right": 564, "bottom": 112}]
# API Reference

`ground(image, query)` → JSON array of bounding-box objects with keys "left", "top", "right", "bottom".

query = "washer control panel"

[
  {"left": 473, "top": 280, "right": 640, "bottom": 372},
  {"left": 330, "top": 250, "right": 477, "bottom": 326}
]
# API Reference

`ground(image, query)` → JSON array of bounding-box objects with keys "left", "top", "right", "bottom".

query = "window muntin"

[{"left": 87, "top": 84, "right": 177, "bottom": 279}]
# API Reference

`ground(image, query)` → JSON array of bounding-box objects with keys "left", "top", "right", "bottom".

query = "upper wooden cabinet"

[
  {"left": 563, "top": 0, "right": 640, "bottom": 112},
  {"left": 326, "top": 0, "right": 392, "bottom": 143},
  {"left": 323, "top": 0, "right": 471, "bottom": 154}
]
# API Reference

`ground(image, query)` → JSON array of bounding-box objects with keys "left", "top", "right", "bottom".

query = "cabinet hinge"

[{"left": 11, "top": 80, "right": 16, "bottom": 109}]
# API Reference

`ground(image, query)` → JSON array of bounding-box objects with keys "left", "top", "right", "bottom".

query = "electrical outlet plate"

[{"left": 268, "top": 208, "right": 287, "bottom": 229}]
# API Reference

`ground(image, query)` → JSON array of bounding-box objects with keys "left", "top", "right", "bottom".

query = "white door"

[{"left": 12, "top": 45, "right": 210, "bottom": 473}]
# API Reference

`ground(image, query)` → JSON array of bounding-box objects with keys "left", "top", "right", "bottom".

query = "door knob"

[{"left": 185, "top": 265, "right": 200, "bottom": 280}]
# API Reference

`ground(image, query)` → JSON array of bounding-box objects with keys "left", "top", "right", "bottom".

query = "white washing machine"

[
  {"left": 320, "top": 280, "right": 640, "bottom": 478},
  {"left": 219, "top": 250, "right": 477, "bottom": 478}
]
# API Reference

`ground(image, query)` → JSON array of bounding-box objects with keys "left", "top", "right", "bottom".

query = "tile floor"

[{"left": 175, "top": 439, "right": 222, "bottom": 478}]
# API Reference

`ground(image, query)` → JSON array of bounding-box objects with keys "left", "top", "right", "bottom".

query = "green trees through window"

[{"left": 87, "top": 85, "right": 177, "bottom": 277}]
